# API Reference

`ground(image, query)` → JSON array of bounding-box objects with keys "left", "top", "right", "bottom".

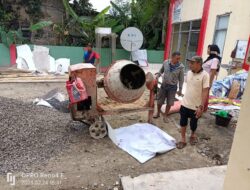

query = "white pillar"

[{"left": 224, "top": 70, "right": 250, "bottom": 189}]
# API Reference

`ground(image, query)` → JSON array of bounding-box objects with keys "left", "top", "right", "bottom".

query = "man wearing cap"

[
  {"left": 83, "top": 43, "right": 100, "bottom": 66},
  {"left": 153, "top": 51, "right": 185, "bottom": 122},
  {"left": 176, "top": 56, "right": 210, "bottom": 149}
]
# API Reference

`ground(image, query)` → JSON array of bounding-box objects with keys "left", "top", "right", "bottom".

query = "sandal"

[
  {"left": 176, "top": 142, "right": 187, "bottom": 149},
  {"left": 153, "top": 114, "right": 160, "bottom": 119},
  {"left": 163, "top": 116, "right": 169, "bottom": 123},
  {"left": 190, "top": 136, "right": 198, "bottom": 145}
]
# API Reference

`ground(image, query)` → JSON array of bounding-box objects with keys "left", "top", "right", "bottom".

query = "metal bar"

[
  {"left": 177, "top": 23, "right": 182, "bottom": 51},
  {"left": 147, "top": 89, "right": 155, "bottom": 124},
  {"left": 98, "top": 107, "right": 154, "bottom": 116},
  {"left": 185, "top": 21, "right": 192, "bottom": 68}
]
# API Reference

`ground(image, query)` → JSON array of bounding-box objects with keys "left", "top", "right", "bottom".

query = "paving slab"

[{"left": 121, "top": 166, "right": 226, "bottom": 190}]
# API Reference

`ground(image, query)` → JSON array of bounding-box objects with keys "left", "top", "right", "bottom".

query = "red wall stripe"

[
  {"left": 9, "top": 44, "right": 17, "bottom": 65},
  {"left": 243, "top": 36, "right": 250, "bottom": 71},
  {"left": 164, "top": 0, "right": 175, "bottom": 60},
  {"left": 197, "top": 0, "right": 211, "bottom": 56}
]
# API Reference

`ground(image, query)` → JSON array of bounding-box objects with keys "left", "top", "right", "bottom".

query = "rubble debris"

[
  {"left": 212, "top": 70, "right": 248, "bottom": 98},
  {"left": 0, "top": 96, "right": 81, "bottom": 174}
]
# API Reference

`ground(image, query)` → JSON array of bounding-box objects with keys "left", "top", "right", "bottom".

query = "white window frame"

[{"left": 213, "top": 13, "right": 231, "bottom": 56}]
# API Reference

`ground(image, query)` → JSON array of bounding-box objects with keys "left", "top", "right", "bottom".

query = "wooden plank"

[
  {"left": 0, "top": 74, "right": 68, "bottom": 83},
  {"left": 0, "top": 73, "right": 68, "bottom": 78},
  {"left": 0, "top": 79, "right": 67, "bottom": 83},
  {"left": 0, "top": 68, "right": 32, "bottom": 74}
]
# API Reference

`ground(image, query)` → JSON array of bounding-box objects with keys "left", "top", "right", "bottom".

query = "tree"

[
  {"left": 0, "top": 21, "right": 53, "bottom": 47},
  {"left": 71, "top": 0, "right": 97, "bottom": 16},
  {"left": 110, "top": 0, "right": 170, "bottom": 49},
  {"left": 62, "top": 0, "right": 124, "bottom": 46},
  {"left": 109, "top": 0, "right": 130, "bottom": 18},
  {"left": 21, "top": 0, "right": 43, "bottom": 23},
  {"left": 0, "top": 1, "right": 19, "bottom": 30}
]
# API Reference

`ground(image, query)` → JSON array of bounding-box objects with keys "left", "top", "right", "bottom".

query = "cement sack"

[
  {"left": 33, "top": 45, "right": 50, "bottom": 72},
  {"left": 55, "top": 58, "right": 70, "bottom": 74},
  {"left": 16, "top": 44, "right": 36, "bottom": 71}
]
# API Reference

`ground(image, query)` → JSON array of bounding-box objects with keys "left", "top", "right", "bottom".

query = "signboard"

[
  {"left": 243, "top": 36, "right": 250, "bottom": 71},
  {"left": 236, "top": 40, "right": 248, "bottom": 59},
  {"left": 173, "top": 0, "right": 183, "bottom": 23}
]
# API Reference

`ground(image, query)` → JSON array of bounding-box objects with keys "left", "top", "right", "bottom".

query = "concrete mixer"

[{"left": 67, "top": 60, "right": 157, "bottom": 139}]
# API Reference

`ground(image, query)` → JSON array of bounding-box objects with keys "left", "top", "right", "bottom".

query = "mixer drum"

[{"left": 104, "top": 60, "right": 146, "bottom": 103}]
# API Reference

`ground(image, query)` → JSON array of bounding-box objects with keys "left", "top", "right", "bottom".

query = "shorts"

[
  {"left": 157, "top": 85, "right": 177, "bottom": 106},
  {"left": 179, "top": 106, "right": 199, "bottom": 132}
]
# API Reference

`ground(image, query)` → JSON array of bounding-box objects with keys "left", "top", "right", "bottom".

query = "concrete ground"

[
  {"left": 0, "top": 81, "right": 236, "bottom": 190},
  {"left": 121, "top": 166, "right": 227, "bottom": 190}
]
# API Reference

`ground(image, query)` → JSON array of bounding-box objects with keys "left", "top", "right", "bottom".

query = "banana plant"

[
  {"left": 0, "top": 20, "right": 53, "bottom": 47},
  {"left": 62, "top": 0, "right": 89, "bottom": 38},
  {"left": 110, "top": 0, "right": 169, "bottom": 49},
  {"left": 0, "top": 26, "right": 24, "bottom": 47},
  {"left": 110, "top": 1, "right": 130, "bottom": 28},
  {"left": 29, "top": 21, "right": 53, "bottom": 31},
  {"left": 62, "top": 0, "right": 124, "bottom": 43}
]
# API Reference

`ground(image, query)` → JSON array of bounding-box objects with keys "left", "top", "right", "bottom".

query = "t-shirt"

[
  {"left": 202, "top": 58, "right": 219, "bottom": 74},
  {"left": 158, "top": 59, "right": 185, "bottom": 92},
  {"left": 181, "top": 70, "right": 210, "bottom": 110},
  {"left": 83, "top": 51, "right": 100, "bottom": 64}
]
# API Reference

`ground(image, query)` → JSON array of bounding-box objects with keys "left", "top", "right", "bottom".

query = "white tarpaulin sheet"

[{"left": 108, "top": 123, "right": 176, "bottom": 163}]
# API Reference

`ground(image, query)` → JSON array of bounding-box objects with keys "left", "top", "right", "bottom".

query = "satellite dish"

[{"left": 120, "top": 27, "right": 143, "bottom": 52}]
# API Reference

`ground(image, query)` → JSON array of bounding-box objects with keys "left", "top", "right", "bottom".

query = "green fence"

[
  {"left": 0, "top": 44, "right": 10, "bottom": 66},
  {"left": 0, "top": 44, "right": 164, "bottom": 67}
]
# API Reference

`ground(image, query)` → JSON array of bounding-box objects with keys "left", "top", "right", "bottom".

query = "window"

[
  {"left": 170, "top": 20, "right": 201, "bottom": 70},
  {"left": 213, "top": 14, "right": 230, "bottom": 56}
]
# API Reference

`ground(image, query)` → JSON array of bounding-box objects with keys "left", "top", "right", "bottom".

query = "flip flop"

[
  {"left": 176, "top": 142, "right": 187, "bottom": 149},
  {"left": 163, "top": 116, "right": 169, "bottom": 123},
  {"left": 153, "top": 115, "right": 160, "bottom": 119},
  {"left": 190, "top": 136, "right": 198, "bottom": 145}
]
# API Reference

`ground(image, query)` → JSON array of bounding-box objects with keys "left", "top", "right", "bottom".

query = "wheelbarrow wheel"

[{"left": 89, "top": 120, "right": 108, "bottom": 139}]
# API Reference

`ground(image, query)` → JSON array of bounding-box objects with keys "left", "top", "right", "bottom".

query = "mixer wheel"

[{"left": 89, "top": 120, "right": 108, "bottom": 139}]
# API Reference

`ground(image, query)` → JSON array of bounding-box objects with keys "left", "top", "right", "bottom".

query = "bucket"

[{"left": 215, "top": 114, "right": 232, "bottom": 127}]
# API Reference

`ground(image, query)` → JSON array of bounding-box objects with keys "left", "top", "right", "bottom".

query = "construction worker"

[{"left": 153, "top": 51, "right": 184, "bottom": 122}]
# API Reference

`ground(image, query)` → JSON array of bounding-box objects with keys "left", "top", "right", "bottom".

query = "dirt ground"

[{"left": 0, "top": 82, "right": 236, "bottom": 190}]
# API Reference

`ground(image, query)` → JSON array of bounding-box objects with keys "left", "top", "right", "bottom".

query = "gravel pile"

[{"left": 0, "top": 96, "right": 81, "bottom": 175}]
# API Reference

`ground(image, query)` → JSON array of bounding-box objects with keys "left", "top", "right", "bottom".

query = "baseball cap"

[{"left": 186, "top": 56, "right": 203, "bottom": 64}]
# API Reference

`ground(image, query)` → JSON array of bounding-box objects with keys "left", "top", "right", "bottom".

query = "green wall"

[
  {"left": 0, "top": 44, "right": 10, "bottom": 66},
  {"left": 147, "top": 50, "right": 164, "bottom": 63},
  {"left": 29, "top": 45, "right": 84, "bottom": 64},
  {"left": 0, "top": 43, "right": 164, "bottom": 67}
]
